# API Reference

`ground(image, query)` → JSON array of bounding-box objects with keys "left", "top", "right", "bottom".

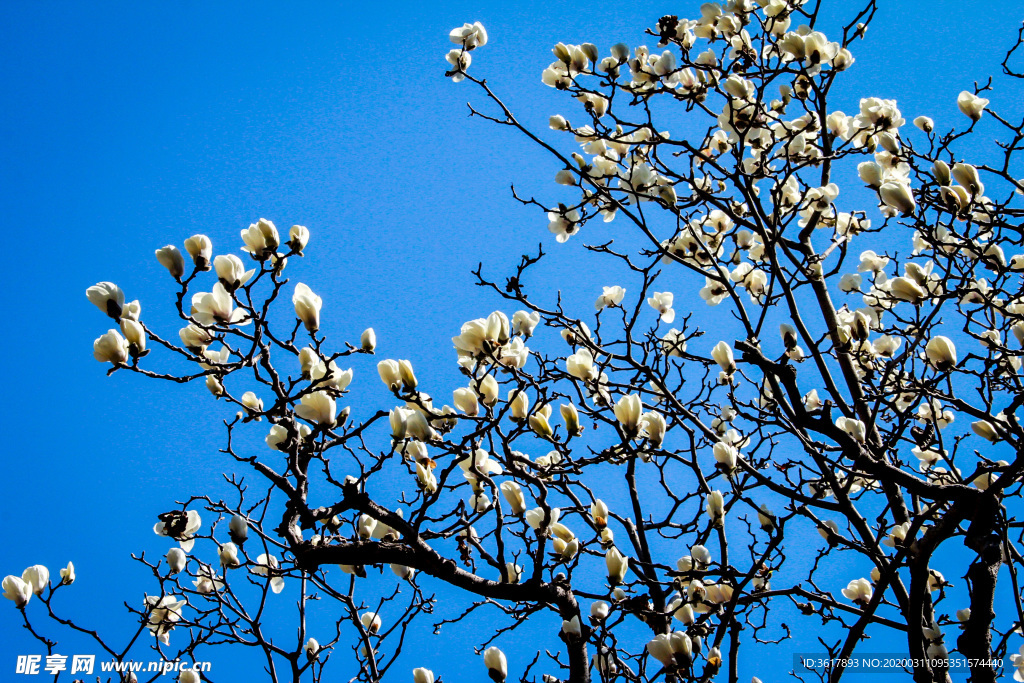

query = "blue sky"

[{"left": 0, "top": 1, "right": 1021, "bottom": 681}]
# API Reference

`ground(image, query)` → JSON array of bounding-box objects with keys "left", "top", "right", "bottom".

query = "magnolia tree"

[{"left": 7, "top": 2, "right": 1024, "bottom": 683}]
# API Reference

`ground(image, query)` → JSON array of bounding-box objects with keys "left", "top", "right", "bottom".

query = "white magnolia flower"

[
  {"left": 500, "top": 481, "right": 526, "bottom": 514},
  {"left": 613, "top": 394, "right": 643, "bottom": 434},
  {"left": 184, "top": 234, "right": 213, "bottom": 269},
  {"left": 193, "top": 566, "right": 224, "bottom": 594},
  {"left": 957, "top": 91, "right": 989, "bottom": 121},
  {"left": 154, "top": 509, "right": 202, "bottom": 551},
  {"left": 146, "top": 595, "right": 187, "bottom": 644},
  {"left": 924, "top": 336, "right": 957, "bottom": 370},
  {"left": 213, "top": 254, "right": 254, "bottom": 291},
  {"left": 360, "top": 611, "right": 382, "bottom": 634},
  {"left": 252, "top": 554, "right": 285, "bottom": 593},
  {"left": 842, "top": 578, "right": 873, "bottom": 604},
  {"left": 19, "top": 565, "right": 48, "bottom": 596},
  {"left": 561, "top": 616, "right": 581, "bottom": 637},
  {"left": 218, "top": 542, "right": 241, "bottom": 569},
  {"left": 2, "top": 576, "right": 32, "bottom": 607},
  {"left": 293, "top": 283, "right": 323, "bottom": 333},
  {"left": 647, "top": 291, "right": 675, "bottom": 322},
  {"left": 595, "top": 286, "right": 626, "bottom": 310},
  {"left": 512, "top": 310, "right": 540, "bottom": 337},
  {"left": 289, "top": 225, "right": 310, "bottom": 254},
  {"left": 445, "top": 49, "right": 471, "bottom": 82},
  {"left": 191, "top": 283, "right": 250, "bottom": 326},
  {"left": 706, "top": 490, "right": 725, "bottom": 526},
  {"left": 295, "top": 391, "right": 336, "bottom": 426},
  {"left": 450, "top": 22, "right": 488, "bottom": 50},
  {"left": 59, "top": 562, "right": 75, "bottom": 585},
  {"left": 453, "top": 387, "right": 480, "bottom": 416},
  {"left": 94, "top": 329, "right": 130, "bottom": 365},
  {"left": 879, "top": 181, "right": 915, "bottom": 216},
  {"left": 662, "top": 329, "right": 687, "bottom": 357},
  {"left": 640, "top": 411, "right": 667, "bottom": 447},
  {"left": 241, "top": 218, "right": 280, "bottom": 259},
  {"left": 86, "top": 281, "right": 125, "bottom": 319},
  {"left": 836, "top": 416, "right": 866, "bottom": 442},
  {"left": 566, "top": 348, "right": 597, "bottom": 380}
]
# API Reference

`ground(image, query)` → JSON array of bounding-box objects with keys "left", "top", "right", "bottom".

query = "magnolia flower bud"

[
  {"left": 391, "top": 563, "right": 415, "bottom": 580},
  {"left": 613, "top": 394, "right": 643, "bottom": 435},
  {"left": 361, "top": 328, "right": 377, "bottom": 352},
  {"left": 605, "top": 546, "right": 629, "bottom": 585},
  {"left": 206, "top": 375, "right": 225, "bottom": 398},
  {"left": 879, "top": 182, "right": 915, "bottom": 216},
  {"left": 167, "top": 548, "right": 187, "bottom": 574},
  {"left": 305, "top": 637, "right": 320, "bottom": 660},
  {"left": 971, "top": 420, "right": 999, "bottom": 442},
  {"left": 219, "top": 542, "right": 241, "bottom": 569},
  {"left": 229, "top": 515, "right": 248, "bottom": 544},
  {"left": 59, "top": 562, "right": 75, "bottom": 585},
  {"left": 378, "top": 360, "right": 402, "bottom": 391},
  {"left": 453, "top": 387, "right": 480, "bottom": 416},
  {"left": 529, "top": 410, "right": 554, "bottom": 440},
  {"left": 477, "top": 374, "right": 499, "bottom": 405},
  {"left": 86, "top": 281, "right": 125, "bottom": 320},
  {"left": 2, "top": 575, "right": 32, "bottom": 607},
  {"left": 857, "top": 161, "right": 884, "bottom": 188},
  {"left": 889, "top": 276, "right": 926, "bottom": 303},
  {"left": 932, "top": 160, "right": 951, "bottom": 186},
  {"left": 358, "top": 514, "right": 377, "bottom": 539},
  {"left": 293, "top": 283, "right": 323, "bottom": 333},
  {"left": 398, "top": 360, "right": 417, "bottom": 391},
  {"left": 156, "top": 245, "right": 185, "bottom": 279},
  {"left": 711, "top": 341, "right": 735, "bottom": 373},
  {"left": 21, "top": 566, "right": 49, "bottom": 596},
  {"left": 120, "top": 318, "right": 147, "bottom": 355},
  {"left": 413, "top": 668, "right": 435, "bottom": 683},
  {"left": 483, "top": 646, "right": 507, "bottom": 682},
  {"left": 713, "top": 441, "right": 738, "bottom": 472},
  {"left": 951, "top": 163, "right": 984, "bottom": 196},
  {"left": 560, "top": 403, "right": 582, "bottom": 436},
  {"left": 706, "top": 490, "right": 725, "bottom": 527},
  {"left": 925, "top": 336, "right": 957, "bottom": 370},
  {"left": 360, "top": 611, "right": 382, "bottom": 634},
  {"left": 590, "top": 601, "right": 609, "bottom": 621},
  {"left": 549, "top": 114, "right": 569, "bottom": 130},
  {"left": 240, "top": 391, "right": 263, "bottom": 417},
  {"left": 913, "top": 116, "right": 934, "bottom": 133},
  {"left": 184, "top": 234, "right": 213, "bottom": 270},
  {"left": 957, "top": 90, "right": 989, "bottom": 121},
  {"left": 500, "top": 481, "right": 526, "bottom": 514}
]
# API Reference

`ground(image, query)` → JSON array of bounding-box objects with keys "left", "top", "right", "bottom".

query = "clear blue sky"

[{"left": 0, "top": 1, "right": 1020, "bottom": 681}]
